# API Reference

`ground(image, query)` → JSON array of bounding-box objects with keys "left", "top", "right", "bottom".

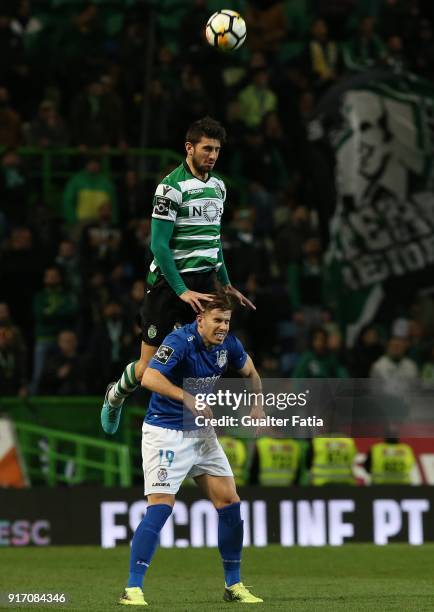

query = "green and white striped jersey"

[{"left": 148, "top": 161, "right": 226, "bottom": 285}]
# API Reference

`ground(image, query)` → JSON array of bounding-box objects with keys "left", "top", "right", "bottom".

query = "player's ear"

[{"left": 185, "top": 141, "right": 193, "bottom": 157}]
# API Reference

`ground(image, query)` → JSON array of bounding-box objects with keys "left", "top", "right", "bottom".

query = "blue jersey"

[{"left": 145, "top": 321, "right": 248, "bottom": 430}]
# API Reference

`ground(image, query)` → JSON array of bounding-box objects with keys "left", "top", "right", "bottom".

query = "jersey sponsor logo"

[
  {"left": 148, "top": 325, "right": 157, "bottom": 339},
  {"left": 189, "top": 201, "right": 222, "bottom": 222},
  {"left": 216, "top": 349, "right": 228, "bottom": 368},
  {"left": 187, "top": 335, "right": 194, "bottom": 342},
  {"left": 154, "top": 345, "right": 174, "bottom": 365},
  {"left": 162, "top": 185, "right": 172, "bottom": 196},
  {"left": 187, "top": 188, "right": 204, "bottom": 195},
  {"left": 184, "top": 374, "right": 221, "bottom": 391},
  {"left": 153, "top": 196, "right": 171, "bottom": 216},
  {"left": 157, "top": 467, "right": 168, "bottom": 481}
]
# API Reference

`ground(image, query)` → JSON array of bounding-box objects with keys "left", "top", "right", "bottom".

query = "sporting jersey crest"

[{"left": 216, "top": 349, "right": 228, "bottom": 368}]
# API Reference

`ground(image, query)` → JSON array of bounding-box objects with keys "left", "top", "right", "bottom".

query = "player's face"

[
  {"left": 198, "top": 308, "right": 231, "bottom": 346},
  {"left": 186, "top": 137, "right": 221, "bottom": 176}
]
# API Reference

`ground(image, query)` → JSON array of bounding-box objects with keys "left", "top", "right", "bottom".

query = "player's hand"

[
  {"left": 224, "top": 285, "right": 256, "bottom": 310},
  {"left": 249, "top": 405, "right": 266, "bottom": 437},
  {"left": 179, "top": 290, "right": 214, "bottom": 313},
  {"left": 183, "top": 392, "right": 213, "bottom": 419}
]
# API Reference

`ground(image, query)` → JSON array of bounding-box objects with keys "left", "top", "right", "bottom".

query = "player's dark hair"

[
  {"left": 202, "top": 291, "right": 235, "bottom": 313},
  {"left": 186, "top": 116, "right": 227, "bottom": 145}
]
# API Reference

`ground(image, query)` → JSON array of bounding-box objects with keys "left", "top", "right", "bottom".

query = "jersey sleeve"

[
  {"left": 152, "top": 182, "right": 181, "bottom": 222},
  {"left": 227, "top": 334, "right": 248, "bottom": 370},
  {"left": 148, "top": 332, "right": 187, "bottom": 376}
]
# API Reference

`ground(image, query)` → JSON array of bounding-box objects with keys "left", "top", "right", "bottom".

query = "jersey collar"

[{"left": 183, "top": 160, "right": 212, "bottom": 184}]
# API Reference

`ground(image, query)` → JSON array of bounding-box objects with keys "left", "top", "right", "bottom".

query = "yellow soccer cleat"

[
  {"left": 119, "top": 587, "right": 148, "bottom": 606},
  {"left": 223, "top": 582, "right": 263, "bottom": 603}
]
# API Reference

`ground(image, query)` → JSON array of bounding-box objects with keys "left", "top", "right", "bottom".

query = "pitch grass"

[{"left": 1, "top": 545, "right": 434, "bottom": 611}]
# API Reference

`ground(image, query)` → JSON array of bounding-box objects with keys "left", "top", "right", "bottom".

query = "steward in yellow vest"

[
  {"left": 219, "top": 437, "right": 248, "bottom": 486},
  {"left": 369, "top": 439, "right": 416, "bottom": 485},
  {"left": 311, "top": 437, "right": 356, "bottom": 485},
  {"left": 256, "top": 438, "right": 300, "bottom": 486}
]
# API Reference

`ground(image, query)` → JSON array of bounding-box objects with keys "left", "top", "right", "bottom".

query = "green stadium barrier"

[
  {"left": 15, "top": 421, "right": 131, "bottom": 487},
  {"left": 6, "top": 146, "right": 245, "bottom": 212}
]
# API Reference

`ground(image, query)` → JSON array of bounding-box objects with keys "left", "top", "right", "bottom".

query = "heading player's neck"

[{"left": 186, "top": 157, "right": 208, "bottom": 181}]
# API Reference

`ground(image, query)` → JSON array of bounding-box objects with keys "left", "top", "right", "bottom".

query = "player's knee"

[{"left": 214, "top": 493, "right": 240, "bottom": 509}]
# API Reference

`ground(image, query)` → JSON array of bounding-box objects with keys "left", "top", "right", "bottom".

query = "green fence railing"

[
  {"left": 15, "top": 421, "right": 132, "bottom": 487},
  {"left": 8, "top": 146, "right": 245, "bottom": 211}
]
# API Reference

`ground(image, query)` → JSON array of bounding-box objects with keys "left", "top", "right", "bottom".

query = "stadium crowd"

[{"left": 1, "top": 0, "right": 434, "bottom": 398}]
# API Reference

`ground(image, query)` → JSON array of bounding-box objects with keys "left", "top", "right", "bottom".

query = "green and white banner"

[{"left": 317, "top": 72, "right": 434, "bottom": 344}]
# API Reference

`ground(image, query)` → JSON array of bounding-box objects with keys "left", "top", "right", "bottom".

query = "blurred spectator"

[
  {"left": 0, "top": 324, "right": 28, "bottom": 396},
  {"left": 0, "top": 86, "right": 21, "bottom": 147},
  {"left": 293, "top": 327, "right": 347, "bottom": 377},
  {"left": 0, "top": 227, "right": 43, "bottom": 336},
  {"left": 349, "top": 325, "right": 384, "bottom": 377},
  {"left": 309, "top": 436, "right": 357, "bottom": 485},
  {"left": 365, "top": 437, "right": 416, "bottom": 485},
  {"left": 307, "top": 18, "right": 339, "bottom": 88},
  {"left": 0, "top": 301, "right": 27, "bottom": 350},
  {"left": 222, "top": 208, "right": 271, "bottom": 290},
  {"left": 55, "top": 239, "right": 81, "bottom": 294},
  {"left": 31, "top": 266, "right": 78, "bottom": 394},
  {"left": 407, "top": 19, "right": 434, "bottom": 78},
  {"left": 311, "top": 0, "right": 357, "bottom": 39},
  {"left": 87, "top": 300, "right": 135, "bottom": 392},
  {"left": 0, "top": 13, "right": 25, "bottom": 86},
  {"left": 230, "top": 128, "right": 288, "bottom": 190},
  {"left": 122, "top": 279, "right": 145, "bottom": 330},
  {"left": 80, "top": 201, "right": 122, "bottom": 275},
  {"left": 385, "top": 34, "right": 407, "bottom": 72},
  {"left": 370, "top": 336, "right": 419, "bottom": 388},
  {"left": 10, "top": 1, "right": 43, "bottom": 43},
  {"left": 39, "top": 330, "right": 87, "bottom": 395},
  {"left": 245, "top": 0, "right": 287, "bottom": 53},
  {"left": 238, "top": 68, "right": 277, "bottom": 128},
  {"left": 118, "top": 168, "right": 147, "bottom": 227},
  {"left": 62, "top": 157, "right": 118, "bottom": 227},
  {"left": 420, "top": 344, "right": 434, "bottom": 388},
  {"left": 274, "top": 205, "right": 314, "bottom": 275},
  {"left": 0, "top": 149, "right": 28, "bottom": 225},
  {"left": 342, "top": 17, "right": 385, "bottom": 70},
  {"left": 70, "top": 80, "right": 125, "bottom": 149},
  {"left": 124, "top": 218, "right": 153, "bottom": 276},
  {"left": 26, "top": 100, "right": 68, "bottom": 148},
  {"left": 287, "top": 236, "right": 324, "bottom": 320}
]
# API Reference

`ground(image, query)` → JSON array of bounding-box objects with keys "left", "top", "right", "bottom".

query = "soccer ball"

[{"left": 205, "top": 10, "right": 247, "bottom": 51}]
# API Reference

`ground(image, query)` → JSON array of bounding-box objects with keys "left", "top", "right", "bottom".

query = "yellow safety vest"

[
  {"left": 311, "top": 437, "right": 356, "bottom": 485},
  {"left": 371, "top": 442, "right": 416, "bottom": 485},
  {"left": 256, "top": 438, "right": 300, "bottom": 486},
  {"left": 219, "top": 437, "right": 248, "bottom": 486}
]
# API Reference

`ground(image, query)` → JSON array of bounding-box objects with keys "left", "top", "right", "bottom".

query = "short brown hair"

[
  {"left": 186, "top": 116, "right": 227, "bottom": 145},
  {"left": 202, "top": 290, "right": 235, "bottom": 313}
]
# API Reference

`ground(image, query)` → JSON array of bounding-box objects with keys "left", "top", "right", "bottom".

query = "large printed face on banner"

[
  {"left": 328, "top": 82, "right": 434, "bottom": 295},
  {"left": 338, "top": 90, "right": 425, "bottom": 205}
]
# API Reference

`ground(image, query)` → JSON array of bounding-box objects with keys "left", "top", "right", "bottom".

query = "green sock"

[{"left": 108, "top": 361, "right": 139, "bottom": 407}]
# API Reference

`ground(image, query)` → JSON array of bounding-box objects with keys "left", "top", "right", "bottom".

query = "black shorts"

[{"left": 139, "top": 271, "right": 219, "bottom": 346}]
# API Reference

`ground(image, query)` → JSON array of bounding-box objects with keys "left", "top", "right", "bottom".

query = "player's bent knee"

[{"left": 214, "top": 493, "right": 240, "bottom": 509}]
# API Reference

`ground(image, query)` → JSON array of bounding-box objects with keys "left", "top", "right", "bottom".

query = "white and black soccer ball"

[{"left": 205, "top": 10, "right": 247, "bottom": 51}]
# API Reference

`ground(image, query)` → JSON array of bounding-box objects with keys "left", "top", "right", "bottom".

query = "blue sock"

[
  {"left": 128, "top": 504, "right": 172, "bottom": 588},
  {"left": 217, "top": 502, "right": 243, "bottom": 587}
]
